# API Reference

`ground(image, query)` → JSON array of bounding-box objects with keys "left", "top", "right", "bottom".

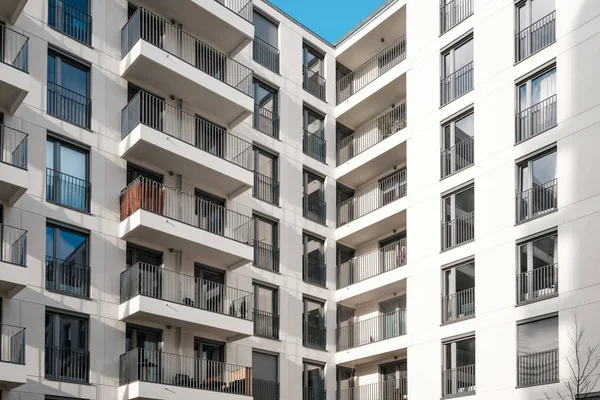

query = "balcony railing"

[
  {"left": 442, "top": 364, "right": 475, "bottom": 398},
  {"left": 303, "top": 66, "right": 326, "bottom": 101},
  {"left": 254, "top": 104, "right": 280, "bottom": 139},
  {"left": 303, "top": 322, "right": 326, "bottom": 350},
  {"left": 120, "top": 176, "right": 254, "bottom": 245},
  {"left": 121, "top": 8, "right": 253, "bottom": 96},
  {"left": 441, "top": 62, "right": 474, "bottom": 106},
  {"left": 442, "top": 287, "right": 475, "bottom": 324},
  {"left": 253, "top": 37, "right": 280, "bottom": 73},
  {"left": 303, "top": 256, "right": 326, "bottom": 287},
  {"left": 46, "top": 168, "right": 91, "bottom": 212},
  {"left": 0, "top": 224, "right": 27, "bottom": 267},
  {"left": 337, "top": 238, "right": 407, "bottom": 288},
  {"left": 303, "top": 193, "right": 326, "bottom": 225},
  {"left": 254, "top": 241, "right": 279, "bottom": 273},
  {"left": 516, "top": 11, "right": 556, "bottom": 62},
  {"left": 441, "top": 211, "right": 474, "bottom": 251},
  {"left": 122, "top": 91, "right": 254, "bottom": 171},
  {"left": 304, "top": 386, "right": 326, "bottom": 400},
  {"left": 47, "top": 81, "right": 91, "bottom": 128},
  {"left": 515, "top": 95, "right": 557, "bottom": 143},
  {"left": 253, "top": 309, "right": 279, "bottom": 339},
  {"left": 253, "top": 378, "right": 280, "bottom": 400},
  {"left": 338, "top": 377, "right": 407, "bottom": 400},
  {"left": 45, "top": 255, "right": 90, "bottom": 298},
  {"left": 45, "top": 346, "right": 89, "bottom": 383},
  {"left": 336, "top": 35, "right": 406, "bottom": 104},
  {"left": 303, "top": 130, "right": 326, "bottom": 163},
  {"left": 440, "top": 0, "right": 473, "bottom": 34},
  {"left": 0, "top": 25, "right": 29, "bottom": 72},
  {"left": 48, "top": 0, "right": 92, "bottom": 45},
  {"left": 0, "top": 324, "right": 25, "bottom": 364},
  {"left": 254, "top": 171, "right": 279, "bottom": 205},
  {"left": 337, "top": 103, "right": 406, "bottom": 165},
  {"left": 441, "top": 136, "right": 474, "bottom": 178},
  {"left": 120, "top": 262, "right": 253, "bottom": 320},
  {"left": 337, "top": 169, "right": 407, "bottom": 227},
  {"left": 517, "top": 263, "right": 558, "bottom": 305},
  {"left": 120, "top": 348, "right": 252, "bottom": 395},
  {"left": 517, "top": 349, "right": 559, "bottom": 387},
  {"left": 0, "top": 125, "right": 28, "bottom": 169},
  {"left": 516, "top": 179, "right": 557, "bottom": 223},
  {"left": 215, "top": 0, "right": 253, "bottom": 23},
  {"left": 336, "top": 309, "right": 406, "bottom": 351}
]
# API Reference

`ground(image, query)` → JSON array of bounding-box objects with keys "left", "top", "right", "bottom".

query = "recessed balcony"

[
  {"left": 0, "top": 324, "right": 26, "bottom": 390},
  {"left": 0, "top": 26, "right": 29, "bottom": 114},
  {"left": 0, "top": 0, "right": 27, "bottom": 24},
  {"left": 0, "top": 224, "right": 27, "bottom": 297},
  {"left": 0, "top": 125, "right": 28, "bottom": 205}
]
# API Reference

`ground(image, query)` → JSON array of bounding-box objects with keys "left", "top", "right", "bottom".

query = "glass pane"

[
  {"left": 46, "top": 140, "right": 55, "bottom": 170},
  {"left": 47, "top": 54, "right": 56, "bottom": 82},
  {"left": 444, "top": 196, "right": 452, "bottom": 222},
  {"left": 255, "top": 84, "right": 276, "bottom": 111},
  {"left": 305, "top": 299, "right": 322, "bottom": 324},
  {"left": 531, "top": 151, "right": 556, "bottom": 185},
  {"left": 305, "top": 364, "right": 323, "bottom": 387},
  {"left": 256, "top": 218, "right": 274, "bottom": 246},
  {"left": 65, "top": 0, "right": 89, "bottom": 12},
  {"left": 456, "top": 338, "right": 475, "bottom": 367},
  {"left": 46, "top": 226, "right": 55, "bottom": 258},
  {"left": 304, "top": 48, "right": 322, "bottom": 75},
  {"left": 444, "top": 343, "right": 452, "bottom": 369},
  {"left": 257, "top": 152, "right": 274, "bottom": 178},
  {"left": 531, "top": 0, "right": 555, "bottom": 22},
  {"left": 305, "top": 236, "right": 323, "bottom": 262},
  {"left": 256, "top": 286, "right": 274, "bottom": 313},
  {"left": 253, "top": 352, "right": 278, "bottom": 381},
  {"left": 60, "top": 61, "right": 88, "bottom": 97},
  {"left": 443, "top": 124, "right": 452, "bottom": 149},
  {"left": 519, "top": 243, "right": 529, "bottom": 273},
  {"left": 59, "top": 145, "right": 87, "bottom": 180},
  {"left": 254, "top": 12, "right": 278, "bottom": 47},
  {"left": 519, "top": 84, "right": 528, "bottom": 111},
  {"left": 454, "top": 39, "right": 473, "bottom": 71},
  {"left": 444, "top": 269, "right": 452, "bottom": 295},
  {"left": 531, "top": 69, "right": 556, "bottom": 104},
  {"left": 58, "top": 229, "right": 87, "bottom": 263},
  {"left": 455, "top": 263, "right": 475, "bottom": 291},
  {"left": 455, "top": 113, "right": 474, "bottom": 141},
  {"left": 305, "top": 111, "right": 324, "bottom": 137},
  {"left": 454, "top": 187, "right": 474, "bottom": 216},
  {"left": 443, "top": 53, "right": 452, "bottom": 77},
  {"left": 520, "top": 163, "right": 530, "bottom": 191},
  {"left": 532, "top": 234, "right": 556, "bottom": 268},
  {"left": 305, "top": 174, "right": 323, "bottom": 196},
  {"left": 518, "top": 4, "right": 529, "bottom": 31}
]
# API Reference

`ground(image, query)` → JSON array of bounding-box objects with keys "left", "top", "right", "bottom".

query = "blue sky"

[{"left": 268, "top": 0, "right": 386, "bottom": 43}]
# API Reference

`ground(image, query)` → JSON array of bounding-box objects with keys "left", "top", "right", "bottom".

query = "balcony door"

[
  {"left": 303, "top": 233, "right": 325, "bottom": 285},
  {"left": 336, "top": 305, "right": 355, "bottom": 351},
  {"left": 126, "top": 244, "right": 163, "bottom": 299},
  {"left": 195, "top": 116, "right": 224, "bottom": 157},
  {"left": 46, "top": 135, "right": 89, "bottom": 211},
  {"left": 126, "top": 324, "right": 162, "bottom": 383},
  {"left": 303, "top": 361, "right": 325, "bottom": 400},
  {"left": 516, "top": 0, "right": 556, "bottom": 58},
  {"left": 45, "top": 311, "right": 89, "bottom": 382},
  {"left": 379, "top": 233, "right": 406, "bottom": 273},
  {"left": 517, "top": 149, "right": 557, "bottom": 220},
  {"left": 253, "top": 283, "right": 278, "bottom": 338},
  {"left": 441, "top": 111, "right": 474, "bottom": 177},
  {"left": 336, "top": 366, "right": 354, "bottom": 400},
  {"left": 194, "top": 338, "right": 225, "bottom": 389},
  {"left": 195, "top": 190, "right": 225, "bottom": 235},
  {"left": 517, "top": 233, "right": 557, "bottom": 303},
  {"left": 442, "top": 261, "right": 475, "bottom": 322},
  {"left": 195, "top": 264, "right": 225, "bottom": 313},
  {"left": 303, "top": 108, "right": 325, "bottom": 159},
  {"left": 303, "top": 297, "right": 324, "bottom": 348},
  {"left": 380, "top": 360, "right": 407, "bottom": 400},
  {"left": 336, "top": 244, "right": 354, "bottom": 287},
  {"left": 443, "top": 336, "right": 475, "bottom": 396},
  {"left": 442, "top": 37, "right": 473, "bottom": 102},
  {"left": 253, "top": 80, "right": 278, "bottom": 137},
  {"left": 379, "top": 296, "right": 405, "bottom": 340},
  {"left": 336, "top": 184, "right": 354, "bottom": 226},
  {"left": 443, "top": 186, "right": 474, "bottom": 248},
  {"left": 46, "top": 222, "right": 89, "bottom": 297},
  {"left": 303, "top": 170, "right": 325, "bottom": 222},
  {"left": 254, "top": 147, "right": 278, "bottom": 204}
]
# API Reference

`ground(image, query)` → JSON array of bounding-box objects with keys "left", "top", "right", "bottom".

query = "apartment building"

[{"left": 0, "top": 0, "right": 598, "bottom": 399}]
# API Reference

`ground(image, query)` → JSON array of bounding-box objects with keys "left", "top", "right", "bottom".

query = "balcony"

[
  {"left": 517, "top": 349, "right": 559, "bottom": 387},
  {"left": 253, "top": 378, "right": 279, "bottom": 400},
  {"left": 515, "top": 95, "right": 557, "bottom": 143},
  {"left": 253, "top": 310, "right": 279, "bottom": 340},
  {"left": 516, "top": 12, "right": 556, "bottom": 62},
  {"left": 120, "top": 263, "right": 253, "bottom": 338},
  {"left": 303, "top": 322, "right": 326, "bottom": 350},
  {"left": 119, "top": 348, "right": 252, "bottom": 399},
  {"left": 253, "top": 242, "right": 279, "bottom": 273},
  {"left": 45, "top": 256, "right": 90, "bottom": 298},
  {"left": 440, "top": 0, "right": 473, "bottom": 35},
  {"left": 302, "top": 256, "right": 326, "bottom": 288},
  {"left": 0, "top": 224, "right": 27, "bottom": 297},
  {"left": 516, "top": 179, "right": 557, "bottom": 223},
  {"left": 517, "top": 263, "right": 558, "bottom": 305},
  {"left": 119, "top": 177, "right": 253, "bottom": 269},
  {"left": 303, "top": 67, "right": 326, "bottom": 102},
  {"left": 338, "top": 378, "right": 407, "bottom": 400},
  {"left": 121, "top": 8, "right": 253, "bottom": 128},
  {"left": 46, "top": 168, "right": 91, "bottom": 212},
  {"left": 253, "top": 172, "right": 279, "bottom": 205},
  {"left": 441, "top": 62, "right": 474, "bottom": 106},
  {"left": 0, "top": 125, "right": 28, "bottom": 205},
  {"left": 47, "top": 82, "right": 91, "bottom": 129},
  {"left": 0, "top": 324, "right": 26, "bottom": 389},
  {"left": 253, "top": 104, "right": 280, "bottom": 139},
  {"left": 303, "top": 130, "right": 326, "bottom": 163},
  {"left": 120, "top": 91, "right": 253, "bottom": 199},
  {"left": 441, "top": 136, "right": 474, "bottom": 178},
  {"left": 0, "top": 0, "right": 27, "bottom": 23},
  {"left": 303, "top": 387, "right": 326, "bottom": 400},
  {"left": 441, "top": 287, "right": 475, "bottom": 324},
  {"left": 303, "top": 193, "right": 326, "bottom": 225},
  {"left": 442, "top": 365, "right": 475, "bottom": 398},
  {"left": 48, "top": 0, "right": 92, "bottom": 45},
  {"left": 0, "top": 26, "right": 29, "bottom": 113},
  {"left": 441, "top": 212, "right": 474, "bottom": 251},
  {"left": 336, "top": 310, "right": 406, "bottom": 352},
  {"left": 253, "top": 37, "right": 280, "bottom": 73},
  {"left": 45, "top": 346, "right": 89, "bottom": 383}
]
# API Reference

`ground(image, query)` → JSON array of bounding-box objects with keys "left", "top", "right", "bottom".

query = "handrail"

[
  {"left": 302, "top": 256, "right": 326, "bottom": 287},
  {"left": 303, "top": 192, "right": 326, "bottom": 225},
  {"left": 515, "top": 95, "right": 557, "bottom": 143},
  {"left": 253, "top": 103, "right": 280, "bottom": 139},
  {"left": 48, "top": 0, "right": 92, "bottom": 45},
  {"left": 517, "top": 263, "right": 558, "bottom": 304},
  {"left": 303, "top": 66, "right": 326, "bottom": 101},
  {"left": 303, "top": 129, "right": 326, "bottom": 163},
  {"left": 253, "top": 171, "right": 279, "bottom": 205},
  {"left": 338, "top": 377, "right": 407, "bottom": 400},
  {"left": 253, "top": 36, "right": 280, "bottom": 73},
  {"left": 214, "top": 0, "right": 253, "bottom": 23},
  {"left": 0, "top": 124, "right": 28, "bottom": 169},
  {"left": 440, "top": 0, "right": 473, "bottom": 34},
  {"left": 46, "top": 167, "right": 91, "bottom": 212},
  {"left": 0, "top": 223, "right": 27, "bottom": 267},
  {"left": 515, "top": 11, "right": 556, "bottom": 62},
  {"left": 336, "top": 309, "right": 407, "bottom": 351},
  {"left": 0, "top": 25, "right": 29, "bottom": 72},
  {"left": 253, "top": 309, "right": 279, "bottom": 339},
  {"left": 441, "top": 211, "right": 475, "bottom": 250},
  {"left": 441, "top": 136, "right": 474, "bottom": 178},
  {"left": 517, "top": 348, "right": 559, "bottom": 387},
  {"left": 45, "top": 346, "right": 89, "bottom": 383},
  {"left": 516, "top": 178, "right": 557, "bottom": 223},
  {"left": 303, "top": 321, "right": 326, "bottom": 350},
  {"left": 441, "top": 287, "right": 475, "bottom": 324},
  {"left": 442, "top": 364, "right": 475, "bottom": 397},
  {"left": 45, "top": 255, "right": 91, "bottom": 298},
  {"left": 441, "top": 61, "right": 474, "bottom": 105},
  {"left": 0, "top": 324, "right": 25, "bottom": 364},
  {"left": 47, "top": 81, "right": 92, "bottom": 128}
]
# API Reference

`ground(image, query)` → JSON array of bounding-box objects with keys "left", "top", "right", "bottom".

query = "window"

[
  {"left": 517, "top": 316, "right": 559, "bottom": 387},
  {"left": 303, "top": 108, "right": 326, "bottom": 163},
  {"left": 303, "top": 169, "right": 326, "bottom": 224},
  {"left": 440, "top": 0, "right": 474, "bottom": 35},
  {"left": 253, "top": 146, "right": 279, "bottom": 204},
  {"left": 45, "top": 310, "right": 89, "bottom": 382},
  {"left": 253, "top": 351, "right": 279, "bottom": 399},
  {"left": 441, "top": 110, "right": 474, "bottom": 178},
  {"left": 303, "top": 361, "right": 325, "bottom": 400},
  {"left": 442, "top": 336, "right": 475, "bottom": 397},
  {"left": 253, "top": 215, "right": 279, "bottom": 272},
  {"left": 48, "top": 0, "right": 92, "bottom": 45},
  {"left": 441, "top": 37, "right": 474, "bottom": 105},
  {"left": 253, "top": 283, "right": 279, "bottom": 339},
  {"left": 253, "top": 80, "right": 279, "bottom": 138},
  {"left": 303, "top": 233, "right": 326, "bottom": 287},
  {"left": 516, "top": 67, "right": 557, "bottom": 142},
  {"left": 302, "top": 297, "right": 325, "bottom": 349},
  {"left": 442, "top": 260, "right": 475, "bottom": 323},
  {"left": 253, "top": 10, "right": 279, "bottom": 73},
  {"left": 516, "top": 149, "right": 557, "bottom": 222},
  {"left": 517, "top": 232, "right": 557, "bottom": 304},
  {"left": 46, "top": 135, "right": 90, "bottom": 212},
  {"left": 441, "top": 185, "right": 475, "bottom": 250},
  {"left": 47, "top": 49, "right": 91, "bottom": 128},
  {"left": 515, "top": 0, "right": 556, "bottom": 61},
  {"left": 195, "top": 189, "right": 225, "bottom": 236},
  {"left": 379, "top": 296, "right": 406, "bottom": 340},
  {"left": 380, "top": 361, "right": 408, "bottom": 399},
  {"left": 302, "top": 43, "right": 326, "bottom": 101},
  {"left": 46, "top": 222, "right": 90, "bottom": 297}
]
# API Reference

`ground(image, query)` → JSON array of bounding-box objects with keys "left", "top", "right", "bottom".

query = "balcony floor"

[
  {"left": 0, "top": 0, "right": 27, "bottom": 23},
  {"left": 0, "top": 63, "right": 29, "bottom": 114},
  {"left": 0, "top": 361, "right": 26, "bottom": 390},
  {"left": 0, "top": 162, "right": 27, "bottom": 205},
  {"left": 119, "top": 381, "right": 250, "bottom": 400},
  {"left": 0, "top": 261, "right": 27, "bottom": 298}
]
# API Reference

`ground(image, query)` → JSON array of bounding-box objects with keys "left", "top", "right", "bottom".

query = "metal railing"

[
  {"left": 120, "top": 176, "right": 254, "bottom": 245},
  {"left": 303, "top": 256, "right": 326, "bottom": 287},
  {"left": 253, "top": 103, "right": 280, "bottom": 139},
  {"left": 337, "top": 103, "right": 406, "bottom": 165},
  {"left": 120, "top": 262, "right": 253, "bottom": 320},
  {"left": 336, "top": 309, "right": 406, "bottom": 351},
  {"left": 303, "top": 130, "right": 326, "bottom": 163},
  {"left": 337, "top": 170, "right": 407, "bottom": 226},
  {"left": 120, "top": 348, "right": 252, "bottom": 395},
  {"left": 253, "top": 36, "right": 280, "bottom": 73},
  {"left": 254, "top": 172, "right": 279, "bottom": 205},
  {"left": 47, "top": 81, "right": 91, "bottom": 128},
  {"left": 45, "top": 346, "right": 89, "bottom": 383},
  {"left": 441, "top": 136, "right": 474, "bottom": 178},
  {"left": 304, "top": 386, "right": 326, "bottom": 400},
  {"left": 517, "top": 348, "right": 559, "bottom": 387},
  {"left": 441, "top": 62, "right": 474, "bottom": 105},
  {"left": 253, "top": 309, "right": 279, "bottom": 339},
  {"left": 0, "top": 224, "right": 27, "bottom": 267},
  {"left": 442, "top": 364, "right": 476, "bottom": 398},
  {"left": 122, "top": 91, "right": 254, "bottom": 171},
  {"left": 337, "top": 238, "right": 407, "bottom": 288},
  {"left": 303, "top": 193, "right": 326, "bottom": 225},
  {"left": 338, "top": 377, "right": 407, "bottom": 400},
  {"left": 214, "top": 0, "right": 253, "bottom": 23},
  {"left": 0, "top": 125, "right": 28, "bottom": 169},
  {"left": 253, "top": 378, "right": 279, "bottom": 400},
  {"left": 45, "top": 255, "right": 90, "bottom": 298},
  {"left": 303, "top": 66, "right": 326, "bottom": 101},
  {"left": 515, "top": 95, "right": 557, "bottom": 143},
  {"left": 48, "top": 0, "right": 92, "bottom": 45},
  {"left": 0, "top": 324, "right": 25, "bottom": 364},
  {"left": 441, "top": 211, "right": 474, "bottom": 251},
  {"left": 0, "top": 25, "right": 29, "bottom": 72},
  {"left": 121, "top": 8, "right": 253, "bottom": 96},
  {"left": 336, "top": 35, "right": 406, "bottom": 104},
  {"left": 303, "top": 322, "right": 326, "bottom": 350},
  {"left": 516, "top": 11, "right": 556, "bottom": 62},
  {"left": 442, "top": 287, "right": 475, "bottom": 324},
  {"left": 254, "top": 241, "right": 279, "bottom": 273},
  {"left": 516, "top": 178, "right": 557, "bottom": 223},
  {"left": 46, "top": 168, "right": 91, "bottom": 212},
  {"left": 440, "top": 0, "right": 473, "bottom": 34},
  {"left": 517, "top": 263, "right": 558, "bottom": 305}
]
